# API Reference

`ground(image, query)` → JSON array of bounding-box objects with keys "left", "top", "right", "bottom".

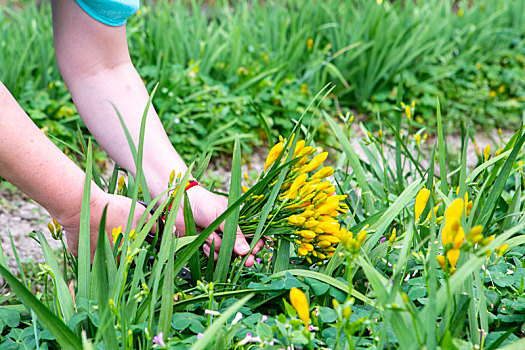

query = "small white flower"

[
  {"left": 205, "top": 309, "right": 220, "bottom": 316},
  {"left": 232, "top": 312, "right": 243, "bottom": 325}
]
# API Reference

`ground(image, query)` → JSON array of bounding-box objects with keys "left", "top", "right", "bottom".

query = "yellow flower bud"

[
  {"left": 299, "top": 230, "right": 316, "bottom": 239},
  {"left": 416, "top": 133, "right": 421, "bottom": 146},
  {"left": 264, "top": 142, "right": 284, "bottom": 171},
  {"left": 290, "top": 288, "right": 310, "bottom": 327},
  {"left": 414, "top": 188, "right": 430, "bottom": 223},
  {"left": 496, "top": 244, "right": 509, "bottom": 257},
  {"left": 118, "top": 175, "right": 125, "bottom": 192},
  {"left": 288, "top": 173, "right": 308, "bottom": 199},
  {"left": 300, "top": 152, "right": 328, "bottom": 174},
  {"left": 445, "top": 198, "right": 464, "bottom": 222},
  {"left": 405, "top": 105, "right": 412, "bottom": 119},
  {"left": 298, "top": 247, "right": 309, "bottom": 256},
  {"left": 356, "top": 230, "right": 367, "bottom": 247},
  {"left": 289, "top": 215, "right": 307, "bottom": 226},
  {"left": 481, "top": 234, "right": 495, "bottom": 247},
  {"left": 298, "top": 146, "right": 316, "bottom": 157},
  {"left": 316, "top": 220, "right": 340, "bottom": 234},
  {"left": 292, "top": 140, "right": 306, "bottom": 158},
  {"left": 302, "top": 219, "right": 318, "bottom": 228},
  {"left": 437, "top": 255, "right": 446, "bottom": 270},
  {"left": 312, "top": 166, "right": 334, "bottom": 180},
  {"left": 466, "top": 225, "right": 483, "bottom": 244},
  {"left": 483, "top": 144, "right": 490, "bottom": 161},
  {"left": 112, "top": 226, "right": 122, "bottom": 244},
  {"left": 317, "top": 235, "right": 340, "bottom": 244},
  {"left": 301, "top": 243, "right": 314, "bottom": 252},
  {"left": 242, "top": 185, "right": 249, "bottom": 193},
  {"left": 447, "top": 248, "right": 460, "bottom": 268}
]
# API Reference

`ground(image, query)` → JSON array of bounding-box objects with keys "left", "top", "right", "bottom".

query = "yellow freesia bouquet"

[{"left": 239, "top": 136, "right": 349, "bottom": 264}]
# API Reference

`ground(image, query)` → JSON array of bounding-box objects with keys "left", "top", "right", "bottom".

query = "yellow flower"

[
  {"left": 292, "top": 140, "right": 306, "bottom": 158},
  {"left": 299, "top": 230, "right": 316, "bottom": 239},
  {"left": 264, "top": 142, "right": 284, "bottom": 171},
  {"left": 297, "top": 146, "right": 316, "bottom": 157},
  {"left": 445, "top": 198, "right": 464, "bottom": 222},
  {"left": 118, "top": 175, "right": 126, "bottom": 192},
  {"left": 414, "top": 188, "right": 430, "bottom": 223},
  {"left": 458, "top": 8, "right": 464, "bottom": 17},
  {"left": 300, "top": 152, "right": 328, "bottom": 174},
  {"left": 405, "top": 105, "right": 412, "bottom": 120},
  {"left": 447, "top": 249, "right": 460, "bottom": 268},
  {"left": 288, "top": 215, "right": 306, "bottom": 226},
  {"left": 242, "top": 185, "right": 249, "bottom": 193},
  {"left": 129, "top": 229, "right": 137, "bottom": 241},
  {"left": 496, "top": 244, "right": 509, "bottom": 257},
  {"left": 466, "top": 225, "right": 484, "bottom": 244},
  {"left": 307, "top": 38, "right": 313, "bottom": 51},
  {"left": 298, "top": 247, "right": 308, "bottom": 256},
  {"left": 112, "top": 226, "right": 122, "bottom": 244},
  {"left": 316, "top": 202, "right": 340, "bottom": 216},
  {"left": 316, "top": 220, "right": 340, "bottom": 234},
  {"left": 290, "top": 288, "right": 309, "bottom": 327},
  {"left": 481, "top": 234, "right": 495, "bottom": 247},
  {"left": 416, "top": 133, "right": 421, "bottom": 146},
  {"left": 483, "top": 144, "right": 490, "bottom": 161},
  {"left": 312, "top": 166, "right": 334, "bottom": 180},
  {"left": 287, "top": 173, "right": 308, "bottom": 199},
  {"left": 437, "top": 255, "right": 446, "bottom": 270}
]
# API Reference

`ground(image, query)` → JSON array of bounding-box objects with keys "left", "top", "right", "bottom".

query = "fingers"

[
  {"left": 233, "top": 227, "right": 251, "bottom": 256},
  {"left": 251, "top": 239, "right": 265, "bottom": 255},
  {"left": 202, "top": 243, "right": 218, "bottom": 262},
  {"left": 205, "top": 232, "right": 222, "bottom": 254},
  {"left": 244, "top": 254, "right": 255, "bottom": 267}
]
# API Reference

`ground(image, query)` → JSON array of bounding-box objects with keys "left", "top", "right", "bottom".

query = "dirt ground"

[{"left": 0, "top": 127, "right": 514, "bottom": 268}]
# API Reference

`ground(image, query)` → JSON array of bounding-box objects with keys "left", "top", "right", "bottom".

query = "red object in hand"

[
  {"left": 162, "top": 180, "right": 199, "bottom": 220},
  {"left": 185, "top": 180, "right": 199, "bottom": 191}
]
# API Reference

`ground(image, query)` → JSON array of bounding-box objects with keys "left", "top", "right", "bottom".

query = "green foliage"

[{"left": 1, "top": 0, "right": 525, "bottom": 160}]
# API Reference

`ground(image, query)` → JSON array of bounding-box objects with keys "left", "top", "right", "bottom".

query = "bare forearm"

[
  {"left": 0, "top": 82, "right": 102, "bottom": 221},
  {"left": 62, "top": 63, "right": 188, "bottom": 199}
]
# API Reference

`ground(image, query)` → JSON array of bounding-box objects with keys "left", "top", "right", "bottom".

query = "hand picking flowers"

[{"left": 239, "top": 135, "right": 350, "bottom": 264}]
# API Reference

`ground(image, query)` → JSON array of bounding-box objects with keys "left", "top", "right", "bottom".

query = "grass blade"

[
  {"left": 214, "top": 137, "right": 242, "bottom": 282},
  {"left": 93, "top": 206, "right": 118, "bottom": 348},
  {"left": 77, "top": 138, "right": 93, "bottom": 301},
  {"left": 36, "top": 231, "right": 75, "bottom": 322}
]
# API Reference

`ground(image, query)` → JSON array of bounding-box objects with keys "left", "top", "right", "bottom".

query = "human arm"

[
  {"left": 0, "top": 81, "right": 147, "bottom": 257},
  {"left": 50, "top": 0, "right": 263, "bottom": 265}
]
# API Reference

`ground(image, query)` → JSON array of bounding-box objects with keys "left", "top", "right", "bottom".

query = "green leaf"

[
  {"left": 93, "top": 206, "right": 118, "bottom": 348},
  {"left": 36, "top": 231, "right": 75, "bottom": 322},
  {"left": 324, "top": 111, "right": 374, "bottom": 212},
  {"left": 77, "top": 138, "right": 93, "bottom": 301},
  {"left": 158, "top": 235, "right": 176, "bottom": 338},
  {"left": 0, "top": 264, "right": 82, "bottom": 349},
  {"left": 184, "top": 194, "right": 202, "bottom": 284},
  {"left": 190, "top": 293, "right": 254, "bottom": 350},
  {"left": 271, "top": 269, "right": 371, "bottom": 305},
  {"left": 214, "top": 137, "right": 242, "bottom": 282},
  {"left": 436, "top": 98, "right": 448, "bottom": 194}
]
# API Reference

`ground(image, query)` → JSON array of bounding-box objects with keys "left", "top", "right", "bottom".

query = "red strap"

[
  {"left": 162, "top": 181, "right": 199, "bottom": 220},
  {"left": 185, "top": 180, "right": 199, "bottom": 191}
]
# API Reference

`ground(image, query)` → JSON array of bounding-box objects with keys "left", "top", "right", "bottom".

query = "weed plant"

[
  {"left": 1, "top": 85, "right": 525, "bottom": 348},
  {"left": 1, "top": 0, "right": 524, "bottom": 159}
]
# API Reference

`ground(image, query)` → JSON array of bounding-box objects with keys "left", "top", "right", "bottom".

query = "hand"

[
  {"left": 56, "top": 191, "right": 149, "bottom": 259},
  {"left": 174, "top": 186, "right": 264, "bottom": 267}
]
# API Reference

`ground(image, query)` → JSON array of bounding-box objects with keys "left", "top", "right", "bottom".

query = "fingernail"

[{"left": 239, "top": 243, "right": 250, "bottom": 255}]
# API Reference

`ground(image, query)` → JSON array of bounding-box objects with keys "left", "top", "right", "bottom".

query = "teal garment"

[{"left": 74, "top": 0, "right": 140, "bottom": 26}]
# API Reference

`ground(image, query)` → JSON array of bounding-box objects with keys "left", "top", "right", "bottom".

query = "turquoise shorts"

[{"left": 74, "top": 0, "right": 140, "bottom": 27}]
